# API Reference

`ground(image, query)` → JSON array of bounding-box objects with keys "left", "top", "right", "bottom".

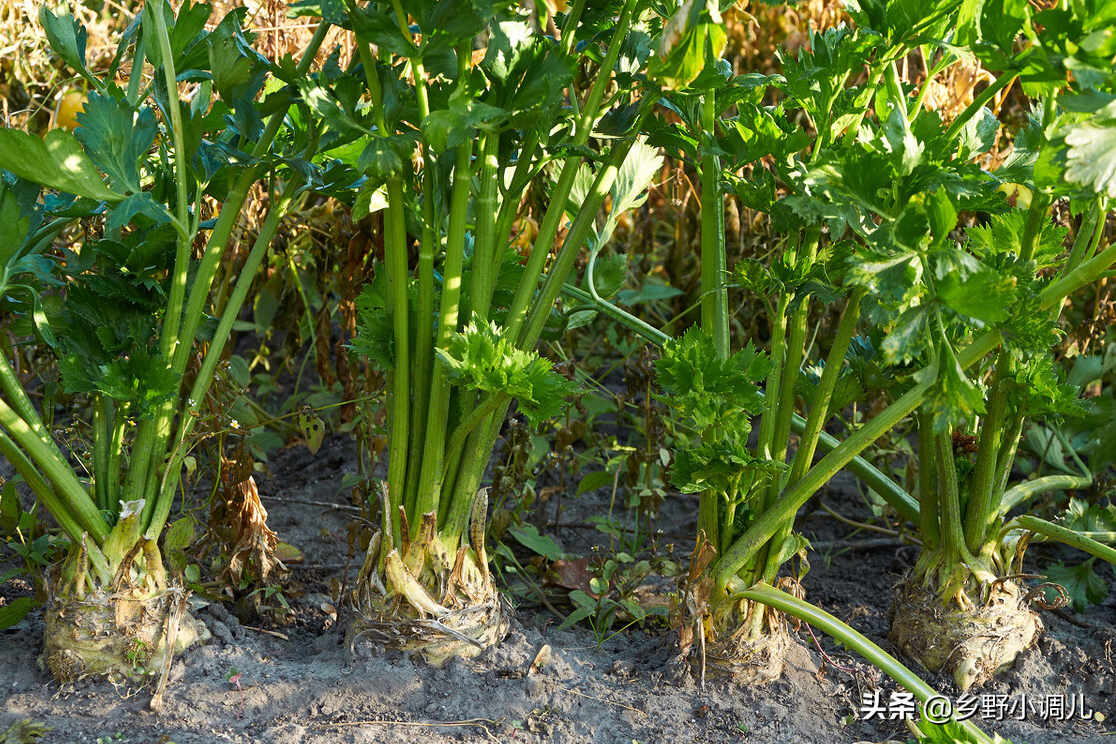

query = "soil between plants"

[{"left": 2, "top": 435, "right": 1115, "bottom": 744}]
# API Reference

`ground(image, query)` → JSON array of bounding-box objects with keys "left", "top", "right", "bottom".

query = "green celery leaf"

[
  {"left": 656, "top": 327, "right": 769, "bottom": 435},
  {"left": 348, "top": 5, "right": 414, "bottom": 57},
  {"left": 297, "top": 80, "right": 365, "bottom": 136},
  {"left": 141, "top": 0, "right": 214, "bottom": 70},
  {"left": 0, "top": 597, "right": 35, "bottom": 631},
  {"left": 670, "top": 439, "right": 783, "bottom": 496},
  {"left": 996, "top": 118, "right": 1042, "bottom": 184},
  {"left": 425, "top": 0, "right": 499, "bottom": 51},
  {"left": 847, "top": 247, "right": 922, "bottom": 301},
  {"left": 287, "top": 0, "right": 346, "bottom": 23},
  {"left": 731, "top": 258, "right": 775, "bottom": 295},
  {"left": 349, "top": 281, "right": 396, "bottom": 371},
  {"left": 106, "top": 192, "right": 172, "bottom": 234},
  {"left": 0, "top": 184, "right": 30, "bottom": 267},
  {"left": 438, "top": 322, "right": 579, "bottom": 427},
  {"left": 657, "top": 327, "right": 769, "bottom": 401},
  {"left": 95, "top": 348, "right": 180, "bottom": 418},
  {"left": 883, "top": 105, "right": 924, "bottom": 175},
  {"left": 609, "top": 140, "right": 663, "bottom": 217},
  {"left": 73, "top": 92, "right": 158, "bottom": 195},
  {"left": 1014, "top": 358, "right": 1089, "bottom": 419},
  {"left": 208, "top": 29, "right": 256, "bottom": 102},
  {"left": 937, "top": 267, "right": 1018, "bottom": 325},
  {"left": 357, "top": 137, "right": 409, "bottom": 180},
  {"left": 38, "top": 7, "right": 91, "bottom": 81},
  {"left": 880, "top": 305, "right": 930, "bottom": 365},
  {"left": 649, "top": 0, "right": 726, "bottom": 91},
  {"left": 956, "top": 106, "right": 1000, "bottom": 159},
  {"left": 1044, "top": 558, "right": 1108, "bottom": 612},
  {"left": 966, "top": 208, "right": 1067, "bottom": 268},
  {"left": 482, "top": 20, "right": 574, "bottom": 121},
  {"left": 1064, "top": 117, "right": 1116, "bottom": 198},
  {"left": 0, "top": 478, "right": 22, "bottom": 534},
  {"left": 422, "top": 95, "right": 505, "bottom": 152},
  {"left": 925, "top": 338, "right": 986, "bottom": 432},
  {"left": 0, "top": 128, "right": 121, "bottom": 203}
]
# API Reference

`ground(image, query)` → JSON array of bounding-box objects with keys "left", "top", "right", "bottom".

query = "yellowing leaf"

[{"left": 299, "top": 405, "right": 326, "bottom": 454}]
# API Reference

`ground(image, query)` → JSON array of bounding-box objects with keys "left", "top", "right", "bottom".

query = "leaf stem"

[
  {"left": 414, "top": 42, "right": 476, "bottom": 529},
  {"left": 0, "top": 399, "right": 106, "bottom": 541},
  {"left": 714, "top": 328, "right": 1002, "bottom": 593},
  {"left": 699, "top": 93, "right": 728, "bottom": 357},
  {"left": 942, "top": 72, "right": 1018, "bottom": 144},
  {"left": 916, "top": 411, "right": 940, "bottom": 552},
  {"left": 1009, "top": 515, "right": 1116, "bottom": 566},
  {"left": 146, "top": 0, "right": 192, "bottom": 360},
  {"left": 739, "top": 584, "right": 994, "bottom": 744}
]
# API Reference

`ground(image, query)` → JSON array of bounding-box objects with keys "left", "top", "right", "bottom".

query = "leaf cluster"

[{"left": 438, "top": 322, "right": 579, "bottom": 427}]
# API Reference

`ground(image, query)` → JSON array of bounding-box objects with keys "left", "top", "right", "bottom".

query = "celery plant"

[
  {"left": 700, "top": 0, "right": 1116, "bottom": 691},
  {"left": 645, "top": 14, "right": 920, "bottom": 678},
  {"left": 870, "top": 1, "right": 1116, "bottom": 690},
  {"left": 647, "top": 0, "right": 1116, "bottom": 688},
  {"left": 0, "top": 2, "right": 330, "bottom": 685},
  {"left": 293, "top": 0, "right": 678, "bottom": 663}
]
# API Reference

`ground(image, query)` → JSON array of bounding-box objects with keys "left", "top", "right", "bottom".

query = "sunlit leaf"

[{"left": 0, "top": 128, "right": 121, "bottom": 203}]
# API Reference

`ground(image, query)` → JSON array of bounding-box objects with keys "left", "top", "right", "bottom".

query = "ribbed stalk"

[
  {"left": 1011, "top": 515, "right": 1116, "bottom": 566},
  {"left": 470, "top": 132, "right": 502, "bottom": 323},
  {"left": 935, "top": 430, "right": 970, "bottom": 571},
  {"left": 916, "top": 412, "right": 940, "bottom": 552},
  {"left": 413, "top": 46, "right": 476, "bottom": 526},
  {"left": 398, "top": 44, "right": 437, "bottom": 520},
  {"left": 763, "top": 286, "right": 865, "bottom": 582},
  {"left": 130, "top": 18, "right": 332, "bottom": 528},
  {"left": 784, "top": 287, "right": 866, "bottom": 486},
  {"left": 443, "top": 137, "right": 638, "bottom": 546},
  {"left": 963, "top": 356, "right": 1010, "bottom": 552},
  {"left": 147, "top": 0, "right": 191, "bottom": 359},
  {"left": 0, "top": 400, "right": 106, "bottom": 541},
  {"left": 714, "top": 328, "right": 1004, "bottom": 595},
  {"left": 503, "top": 0, "right": 639, "bottom": 344},
  {"left": 358, "top": 39, "right": 410, "bottom": 546},
  {"left": 92, "top": 397, "right": 112, "bottom": 512},
  {"left": 0, "top": 341, "right": 57, "bottom": 452},
  {"left": 999, "top": 474, "right": 1093, "bottom": 515},
  {"left": 150, "top": 178, "right": 301, "bottom": 539},
  {"left": 699, "top": 94, "right": 728, "bottom": 356}
]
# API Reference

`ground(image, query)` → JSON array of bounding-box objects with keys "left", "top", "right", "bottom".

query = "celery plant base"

[
  {"left": 888, "top": 577, "right": 1040, "bottom": 692},
  {"left": 694, "top": 624, "right": 789, "bottom": 684},
  {"left": 42, "top": 586, "right": 208, "bottom": 684},
  {"left": 350, "top": 524, "right": 510, "bottom": 667},
  {"left": 682, "top": 597, "right": 789, "bottom": 683}
]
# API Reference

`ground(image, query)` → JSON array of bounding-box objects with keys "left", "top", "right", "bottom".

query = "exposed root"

[
  {"left": 888, "top": 575, "right": 1041, "bottom": 692},
  {"left": 349, "top": 488, "right": 510, "bottom": 667},
  {"left": 42, "top": 586, "right": 208, "bottom": 684}
]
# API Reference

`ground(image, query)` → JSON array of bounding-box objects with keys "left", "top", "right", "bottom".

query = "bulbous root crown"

[
  {"left": 43, "top": 587, "right": 208, "bottom": 684},
  {"left": 679, "top": 574, "right": 793, "bottom": 684},
  {"left": 350, "top": 491, "right": 511, "bottom": 667},
  {"left": 694, "top": 621, "right": 789, "bottom": 683},
  {"left": 888, "top": 576, "right": 1042, "bottom": 692}
]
